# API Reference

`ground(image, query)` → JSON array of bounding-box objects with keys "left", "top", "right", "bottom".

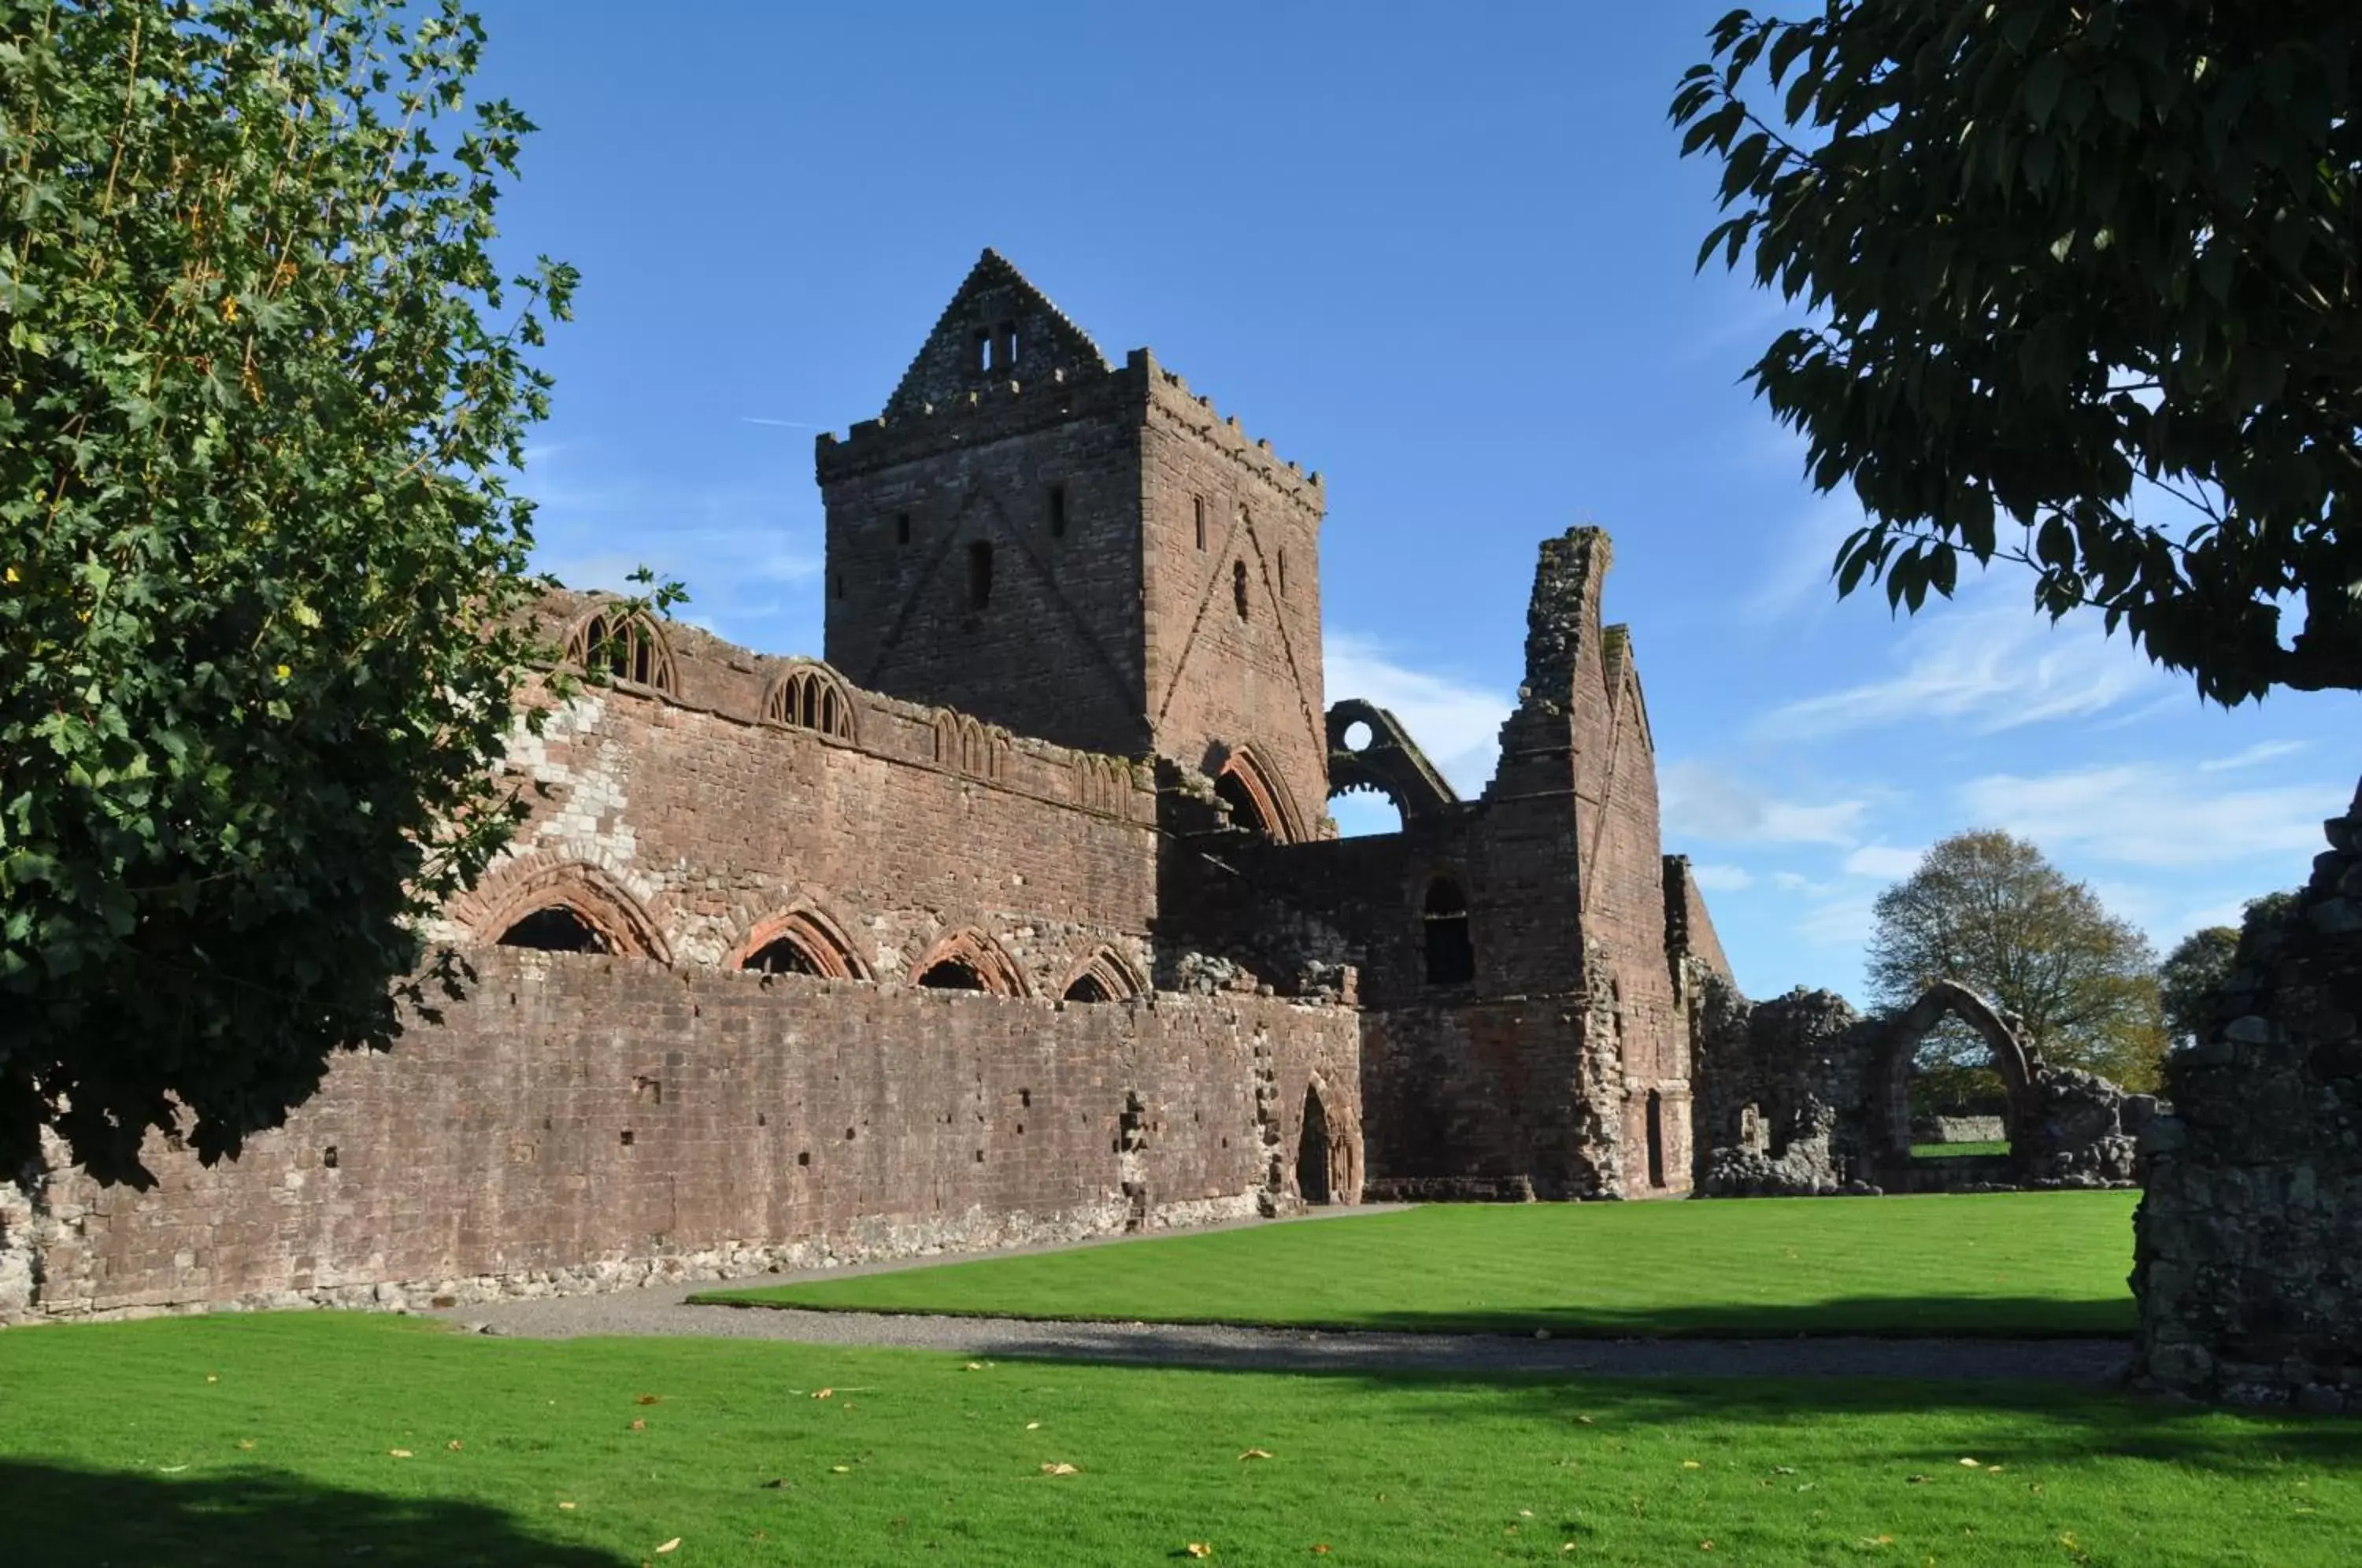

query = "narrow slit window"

[
  {"left": 975, "top": 329, "right": 993, "bottom": 373},
  {"left": 1048, "top": 484, "right": 1067, "bottom": 538},
  {"left": 895, "top": 512, "right": 911, "bottom": 546},
  {"left": 999, "top": 321, "right": 1019, "bottom": 368},
  {"left": 968, "top": 540, "right": 994, "bottom": 611},
  {"left": 1278, "top": 549, "right": 1289, "bottom": 598},
  {"left": 1232, "top": 560, "right": 1249, "bottom": 622},
  {"left": 1192, "top": 495, "right": 1206, "bottom": 551}
]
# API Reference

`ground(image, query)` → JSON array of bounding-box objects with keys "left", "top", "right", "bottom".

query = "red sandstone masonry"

[{"left": 23, "top": 951, "right": 1358, "bottom": 1319}]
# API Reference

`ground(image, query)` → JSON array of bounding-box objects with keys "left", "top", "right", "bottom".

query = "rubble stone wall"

[
  {"left": 2132, "top": 781, "right": 2362, "bottom": 1411},
  {"left": 3, "top": 949, "right": 1359, "bottom": 1322}
]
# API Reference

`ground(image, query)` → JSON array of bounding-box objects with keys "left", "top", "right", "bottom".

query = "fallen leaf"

[
  {"left": 763, "top": 1477, "right": 793, "bottom": 1489},
  {"left": 1771, "top": 1466, "right": 1796, "bottom": 1475},
  {"left": 558, "top": 1502, "right": 576, "bottom": 1511},
  {"left": 1958, "top": 1457, "right": 1980, "bottom": 1467},
  {"left": 1907, "top": 1474, "right": 1931, "bottom": 1485},
  {"left": 1185, "top": 1545, "right": 1212, "bottom": 1559},
  {"left": 1575, "top": 1415, "right": 1594, "bottom": 1426},
  {"left": 236, "top": 1440, "right": 256, "bottom": 1451},
  {"left": 388, "top": 1449, "right": 413, "bottom": 1459},
  {"left": 446, "top": 1440, "right": 464, "bottom": 1452},
  {"left": 964, "top": 1363, "right": 984, "bottom": 1371},
  {"left": 1026, "top": 1422, "right": 1042, "bottom": 1430},
  {"left": 1312, "top": 1548, "right": 1331, "bottom": 1557},
  {"left": 831, "top": 1465, "right": 850, "bottom": 1474},
  {"left": 205, "top": 1374, "right": 218, "bottom": 1384},
  {"left": 635, "top": 1395, "right": 662, "bottom": 1406},
  {"left": 157, "top": 1465, "right": 189, "bottom": 1474},
  {"left": 812, "top": 1388, "right": 835, "bottom": 1400},
  {"left": 1701, "top": 1543, "right": 1715, "bottom": 1552},
  {"left": 1239, "top": 1449, "right": 1274, "bottom": 1461},
  {"left": 1040, "top": 1462, "right": 1079, "bottom": 1476},
  {"left": 630, "top": 1419, "right": 646, "bottom": 1431},
  {"left": 1858, "top": 1536, "right": 1894, "bottom": 1548},
  {"left": 655, "top": 1540, "right": 680, "bottom": 1555},
  {"left": 1681, "top": 1460, "right": 1701, "bottom": 1470}
]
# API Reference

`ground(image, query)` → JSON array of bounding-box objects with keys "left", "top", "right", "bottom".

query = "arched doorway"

[
  {"left": 1297, "top": 1087, "right": 1332, "bottom": 1205},
  {"left": 1868, "top": 980, "right": 2038, "bottom": 1186}
]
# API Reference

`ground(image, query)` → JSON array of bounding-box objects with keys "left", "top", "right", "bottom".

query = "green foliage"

[
  {"left": 2158, "top": 924, "right": 2240, "bottom": 1046},
  {"left": 12, "top": 1313, "right": 2360, "bottom": 1568},
  {"left": 0, "top": 2, "right": 573, "bottom": 1184},
  {"left": 707, "top": 1192, "right": 2141, "bottom": 1337},
  {"left": 1865, "top": 831, "right": 2166, "bottom": 1091},
  {"left": 1672, "top": 3, "right": 2362, "bottom": 704}
]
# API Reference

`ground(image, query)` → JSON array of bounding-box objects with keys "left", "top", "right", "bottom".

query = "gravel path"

[{"left": 427, "top": 1211, "right": 2131, "bottom": 1384}]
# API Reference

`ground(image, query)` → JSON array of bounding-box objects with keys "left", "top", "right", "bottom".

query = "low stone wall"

[
  {"left": 2, "top": 948, "right": 1362, "bottom": 1323},
  {"left": 2131, "top": 781, "right": 2362, "bottom": 1411},
  {"left": 1916, "top": 1115, "right": 2007, "bottom": 1145}
]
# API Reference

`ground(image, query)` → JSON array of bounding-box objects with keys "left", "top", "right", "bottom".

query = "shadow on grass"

[
  {"left": 0, "top": 1460, "right": 628, "bottom": 1568},
  {"left": 691, "top": 1289, "right": 2136, "bottom": 1340}
]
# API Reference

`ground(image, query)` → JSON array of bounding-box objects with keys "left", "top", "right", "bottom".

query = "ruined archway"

[
  {"left": 467, "top": 859, "right": 671, "bottom": 964},
  {"left": 1297, "top": 1085, "right": 1333, "bottom": 1205},
  {"left": 1060, "top": 947, "right": 1146, "bottom": 1004},
  {"left": 1210, "top": 742, "right": 1308, "bottom": 844},
  {"left": 1868, "top": 979, "right": 2037, "bottom": 1182},
  {"left": 731, "top": 905, "right": 870, "bottom": 981},
  {"left": 913, "top": 927, "right": 1029, "bottom": 997},
  {"left": 1325, "top": 699, "right": 1459, "bottom": 830}
]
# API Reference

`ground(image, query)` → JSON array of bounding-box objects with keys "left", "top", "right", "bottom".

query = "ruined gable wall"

[
  {"left": 1663, "top": 855, "right": 1734, "bottom": 984},
  {"left": 817, "top": 369, "right": 1152, "bottom": 760},
  {"left": 16, "top": 952, "right": 1360, "bottom": 1320},
  {"left": 1138, "top": 364, "right": 1328, "bottom": 829}
]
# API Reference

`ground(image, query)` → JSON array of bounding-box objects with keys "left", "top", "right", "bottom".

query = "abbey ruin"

[{"left": 2, "top": 252, "right": 1733, "bottom": 1319}]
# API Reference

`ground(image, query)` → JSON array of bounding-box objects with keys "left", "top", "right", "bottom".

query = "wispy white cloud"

[
  {"left": 1742, "top": 494, "right": 1864, "bottom": 623},
  {"left": 1660, "top": 760, "right": 1868, "bottom": 846},
  {"left": 2198, "top": 739, "right": 2311, "bottom": 773},
  {"left": 1687, "top": 861, "right": 1756, "bottom": 893},
  {"left": 1322, "top": 631, "right": 1512, "bottom": 797},
  {"left": 1759, "top": 590, "right": 2167, "bottom": 740},
  {"left": 1841, "top": 844, "right": 1922, "bottom": 880},
  {"left": 739, "top": 416, "right": 820, "bottom": 429},
  {"left": 1955, "top": 762, "right": 2338, "bottom": 869}
]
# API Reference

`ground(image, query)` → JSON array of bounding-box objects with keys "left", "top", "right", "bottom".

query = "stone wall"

[
  {"left": 1694, "top": 982, "right": 2142, "bottom": 1197},
  {"left": 2131, "top": 780, "right": 2362, "bottom": 1411},
  {"left": 2, "top": 949, "right": 1359, "bottom": 1322}
]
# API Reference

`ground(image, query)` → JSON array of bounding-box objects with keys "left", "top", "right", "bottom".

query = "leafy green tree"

[
  {"left": 1, "top": 1, "right": 579, "bottom": 1185},
  {"left": 1868, "top": 830, "right": 2167, "bottom": 1093},
  {"left": 2157, "top": 925, "right": 2239, "bottom": 1048},
  {"left": 2157, "top": 889, "right": 2303, "bottom": 1045},
  {"left": 1672, "top": 3, "right": 2360, "bottom": 706}
]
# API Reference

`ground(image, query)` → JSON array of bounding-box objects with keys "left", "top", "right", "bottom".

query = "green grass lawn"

[
  {"left": 699, "top": 1192, "right": 2141, "bottom": 1338},
  {"left": 2, "top": 1312, "right": 2354, "bottom": 1566},
  {"left": 1912, "top": 1141, "right": 2012, "bottom": 1159}
]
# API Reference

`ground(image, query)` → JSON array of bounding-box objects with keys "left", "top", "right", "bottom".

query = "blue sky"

[{"left": 473, "top": 1, "right": 2353, "bottom": 1004}]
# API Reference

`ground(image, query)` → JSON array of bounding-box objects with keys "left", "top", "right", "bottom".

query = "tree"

[
  {"left": 1, "top": 2, "right": 579, "bottom": 1185},
  {"left": 1672, "top": 4, "right": 2361, "bottom": 706},
  {"left": 1868, "top": 830, "right": 2167, "bottom": 1093},
  {"left": 2157, "top": 889, "right": 2301, "bottom": 1045}
]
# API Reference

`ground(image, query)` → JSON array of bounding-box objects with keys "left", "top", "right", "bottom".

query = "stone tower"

[{"left": 816, "top": 250, "right": 1331, "bottom": 834}]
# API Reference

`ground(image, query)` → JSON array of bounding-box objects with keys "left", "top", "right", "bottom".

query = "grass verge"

[
  {"left": 698, "top": 1192, "right": 2141, "bottom": 1337},
  {"left": 1912, "top": 1141, "right": 2013, "bottom": 1159},
  {"left": 2, "top": 1312, "right": 2355, "bottom": 1566}
]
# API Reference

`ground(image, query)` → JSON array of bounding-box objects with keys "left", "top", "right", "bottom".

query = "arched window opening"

[
  {"left": 746, "top": 937, "right": 822, "bottom": 976},
  {"left": 919, "top": 958, "right": 988, "bottom": 991},
  {"left": 1061, "top": 949, "right": 1144, "bottom": 1004},
  {"left": 765, "top": 663, "right": 856, "bottom": 742},
  {"left": 1645, "top": 1090, "right": 1667, "bottom": 1189},
  {"left": 968, "top": 540, "right": 994, "bottom": 610},
  {"left": 1064, "top": 971, "right": 1112, "bottom": 1004},
  {"left": 1232, "top": 559, "right": 1249, "bottom": 621},
  {"left": 1216, "top": 769, "right": 1270, "bottom": 836},
  {"left": 1298, "top": 1087, "right": 1332, "bottom": 1205},
  {"left": 1423, "top": 877, "right": 1475, "bottom": 986},
  {"left": 566, "top": 610, "right": 675, "bottom": 694},
  {"left": 498, "top": 906, "right": 606, "bottom": 954}
]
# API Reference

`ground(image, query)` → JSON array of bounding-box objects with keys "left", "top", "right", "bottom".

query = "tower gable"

[{"left": 883, "top": 249, "right": 1111, "bottom": 419}]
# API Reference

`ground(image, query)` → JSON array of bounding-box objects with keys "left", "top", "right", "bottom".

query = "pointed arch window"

[
  {"left": 566, "top": 608, "right": 676, "bottom": 695},
  {"left": 765, "top": 662, "right": 857, "bottom": 742}
]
